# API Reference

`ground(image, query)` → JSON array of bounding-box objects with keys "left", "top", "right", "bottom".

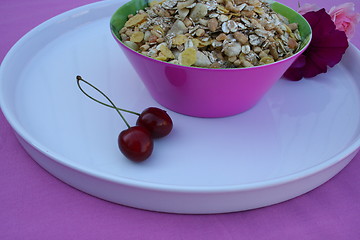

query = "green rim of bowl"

[
  {"left": 110, "top": 0, "right": 312, "bottom": 53},
  {"left": 270, "top": 2, "right": 312, "bottom": 49},
  {"left": 110, "top": 0, "right": 148, "bottom": 36}
]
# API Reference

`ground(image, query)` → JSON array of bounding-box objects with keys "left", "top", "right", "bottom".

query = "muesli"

[{"left": 119, "top": 0, "right": 302, "bottom": 68}]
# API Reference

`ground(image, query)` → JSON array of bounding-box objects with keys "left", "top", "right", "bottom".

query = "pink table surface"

[{"left": 1, "top": 0, "right": 360, "bottom": 239}]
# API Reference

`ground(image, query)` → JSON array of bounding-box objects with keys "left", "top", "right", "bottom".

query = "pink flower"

[
  {"left": 298, "top": 3, "right": 320, "bottom": 15},
  {"left": 328, "top": 3, "right": 360, "bottom": 39}
]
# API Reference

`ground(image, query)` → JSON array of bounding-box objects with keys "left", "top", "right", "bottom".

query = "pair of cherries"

[{"left": 76, "top": 76, "right": 173, "bottom": 162}]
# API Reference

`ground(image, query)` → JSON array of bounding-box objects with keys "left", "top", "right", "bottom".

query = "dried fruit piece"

[
  {"left": 130, "top": 31, "right": 145, "bottom": 42},
  {"left": 217, "top": 5, "right": 229, "bottom": 14},
  {"left": 179, "top": 47, "right": 197, "bottom": 66},
  {"left": 153, "top": 25, "right": 165, "bottom": 36},
  {"left": 158, "top": 43, "right": 175, "bottom": 59},
  {"left": 172, "top": 34, "right": 188, "bottom": 45},
  {"left": 148, "top": 35, "right": 158, "bottom": 44},
  {"left": 155, "top": 53, "right": 168, "bottom": 61},
  {"left": 189, "top": 3, "right": 208, "bottom": 21},
  {"left": 260, "top": 56, "right": 275, "bottom": 65},
  {"left": 125, "top": 13, "right": 147, "bottom": 27}
]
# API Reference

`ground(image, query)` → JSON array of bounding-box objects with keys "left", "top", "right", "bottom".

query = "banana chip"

[
  {"left": 130, "top": 31, "right": 145, "bottom": 42},
  {"left": 159, "top": 44, "right": 175, "bottom": 59},
  {"left": 179, "top": 48, "right": 197, "bottom": 66},
  {"left": 172, "top": 35, "right": 188, "bottom": 45},
  {"left": 259, "top": 56, "right": 275, "bottom": 65},
  {"left": 155, "top": 53, "right": 168, "bottom": 61},
  {"left": 125, "top": 13, "right": 147, "bottom": 27}
]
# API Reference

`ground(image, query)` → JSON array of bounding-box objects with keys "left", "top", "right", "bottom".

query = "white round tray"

[{"left": 1, "top": 0, "right": 360, "bottom": 214}]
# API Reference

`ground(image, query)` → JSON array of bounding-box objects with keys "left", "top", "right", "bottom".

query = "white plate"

[{"left": 1, "top": 0, "right": 360, "bottom": 214}]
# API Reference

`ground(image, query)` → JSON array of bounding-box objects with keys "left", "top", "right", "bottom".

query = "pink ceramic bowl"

[{"left": 110, "top": 0, "right": 312, "bottom": 118}]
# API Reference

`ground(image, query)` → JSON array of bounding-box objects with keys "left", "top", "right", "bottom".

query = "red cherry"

[
  {"left": 136, "top": 107, "right": 173, "bottom": 138},
  {"left": 118, "top": 126, "right": 154, "bottom": 162},
  {"left": 76, "top": 76, "right": 173, "bottom": 162}
]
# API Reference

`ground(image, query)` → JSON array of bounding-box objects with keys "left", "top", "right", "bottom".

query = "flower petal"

[
  {"left": 283, "top": 55, "right": 306, "bottom": 81},
  {"left": 283, "top": 9, "right": 349, "bottom": 81},
  {"left": 329, "top": 3, "right": 360, "bottom": 39}
]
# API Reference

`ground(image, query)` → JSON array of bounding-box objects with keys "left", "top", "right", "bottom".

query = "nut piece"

[
  {"left": 208, "top": 18, "right": 218, "bottom": 32},
  {"left": 269, "top": 44, "right": 279, "bottom": 60},
  {"left": 228, "top": 56, "right": 237, "bottom": 62},
  {"left": 216, "top": 33, "right": 227, "bottom": 41},
  {"left": 287, "top": 23, "right": 298, "bottom": 31},
  {"left": 140, "top": 44, "right": 150, "bottom": 51},
  {"left": 120, "top": 33, "right": 129, "bottom": 41},
  {"left": 253, "top": 46, "right": 262, "bottom": 53},
  {"left": 234, "top": 32, "right": 248, "bottom": 44},
  {"left": 178, "top": 8, "right": 190, "bottom": 20},
  {"left": 223, "top": 42, "right": 242, "bottom": 57},
  {"left": 288, "top": 38, "right": 298, "bottom": 49},
  {"left": 167, "top": 20, "right": 188, "bottom": 36},
  {"left": 177, "top": 0, "right": 195, "bottom": 10},
  {"left": 123, "top": 41, "right": 139, "bottom": 51},
  {"left": 194, "top": 51, "right": 212, "bottom": 67},
  {"left": 258, "top": 50, "right": 269, "bottom": 59},
  {"left": 195, "top": 28, "right": 205, "bottom": 37},
  {"left": 183, "top": 17, "right": 193, "bottom": 27},
  {"left": 241, "top": 59, "right": 254, "bottom": 67},
  {"left": 234, "top": 59, "right": 241, "bottom": 66}
]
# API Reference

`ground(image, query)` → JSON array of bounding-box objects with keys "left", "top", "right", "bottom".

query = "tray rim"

[{"left": 1, "top": 0, "right": 360, "bottom": 194}]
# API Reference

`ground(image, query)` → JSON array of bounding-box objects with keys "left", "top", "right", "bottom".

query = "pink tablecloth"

[{"left": 1, "top": 0, "right": 360, "bottom": 239}]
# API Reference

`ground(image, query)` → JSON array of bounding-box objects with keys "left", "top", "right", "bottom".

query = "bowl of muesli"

[{"left": 110, "top": 0, "right": 312, "bottom": 117}]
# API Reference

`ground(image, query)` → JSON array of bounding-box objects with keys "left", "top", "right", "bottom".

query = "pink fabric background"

[{"left": 1, "top": 0, "right": 360, "bottom": 239}]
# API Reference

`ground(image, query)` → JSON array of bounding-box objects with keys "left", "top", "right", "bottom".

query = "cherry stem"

[
  {"left": 76, "top": 76, "right": 140, "bottom": 116},
  {"left": 76, "top": 75, "right": 132, "bottom": 129}
]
